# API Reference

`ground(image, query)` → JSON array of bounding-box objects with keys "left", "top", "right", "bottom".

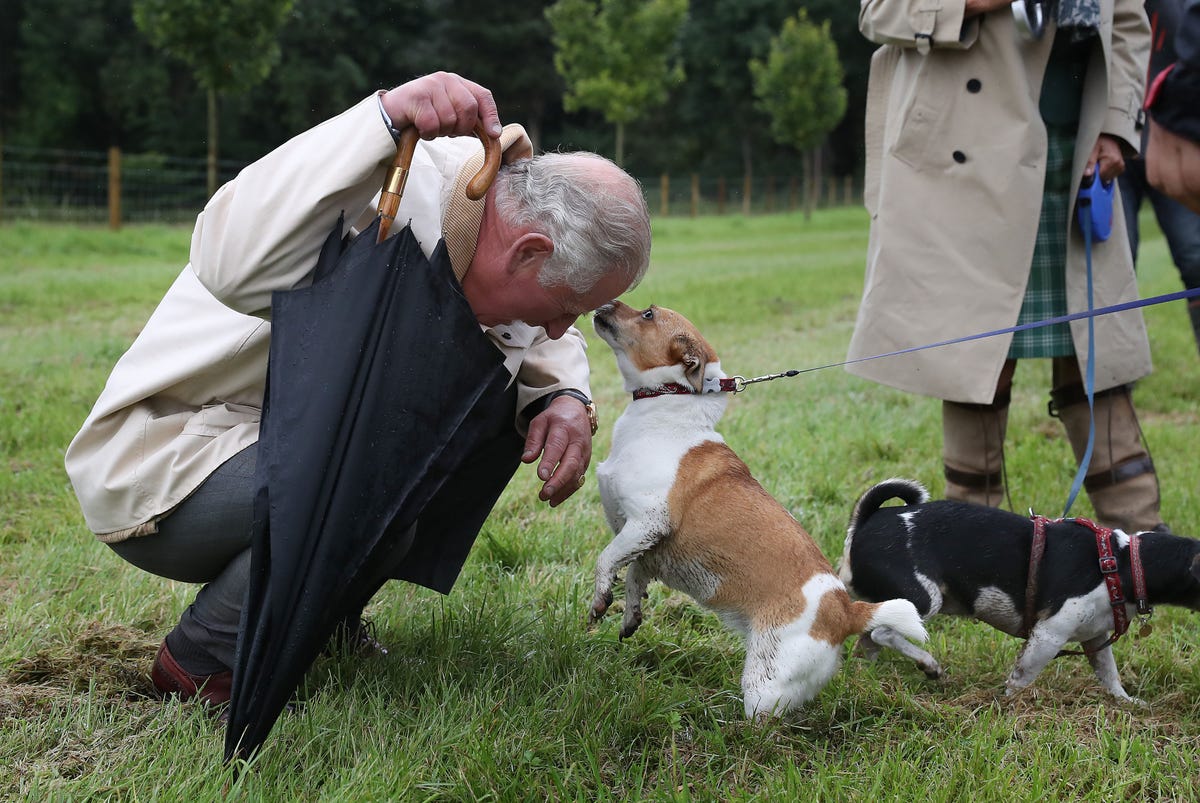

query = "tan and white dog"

[{"left": 589, "top": 301, "right": 927, "bottom": 718}]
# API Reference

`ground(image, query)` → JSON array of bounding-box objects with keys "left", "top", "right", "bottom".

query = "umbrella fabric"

[{"left": 225, "top": 214, "right": 521, "bottom": 761}]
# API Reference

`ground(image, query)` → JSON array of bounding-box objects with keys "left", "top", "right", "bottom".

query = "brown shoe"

[{"left": 151, "top": 641, "right": 233, "bottom": 706}]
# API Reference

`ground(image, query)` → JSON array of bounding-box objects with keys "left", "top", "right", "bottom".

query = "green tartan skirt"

[{"left": 1009, "top": 123, "right": 1076, "bottom": 359}]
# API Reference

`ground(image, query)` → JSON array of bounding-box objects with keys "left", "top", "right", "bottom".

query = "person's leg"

[
  {"left": 1146, "top": 185, "right": 1200, "bottom": 354},
  {"left": 1117, "top": 162, "right": 1146, "bottom": 264},
  {"left": 942, "top": 360, "right": 1016, "bottom": 506},
  {"left": 1049, "top": 357, "right": 1165, "bottom": 532},
  {"left": 110, "top": 445, "right": 257, "bottom": 690}
]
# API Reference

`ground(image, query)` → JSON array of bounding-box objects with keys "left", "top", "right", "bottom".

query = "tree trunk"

[
  {"left": 741, "top": 135, "right": 753, "bottom": 215},
  {"left": 206, "top": 87, "right": 219, "bottom": 199},
  {"left": 615, "top": 121, "right": 625, "bottom": 167}
]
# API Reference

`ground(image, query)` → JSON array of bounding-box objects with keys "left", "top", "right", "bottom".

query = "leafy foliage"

[
  {"left": 546, "top": 0, "right": 687, "bottom": 163},
  {"left": 131, "top": 0, "right": 295, "bottom": 95},
  {"left": 750, "top": 11, "right": 847, "bottom": 153}
]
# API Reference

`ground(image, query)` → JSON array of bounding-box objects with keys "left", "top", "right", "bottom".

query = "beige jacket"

[
  {"left": 847, "top": 0, "right": 1152, "bottom": 403},
  {"left": 65, "top": 94, "right": 592, "bottom": 541}
]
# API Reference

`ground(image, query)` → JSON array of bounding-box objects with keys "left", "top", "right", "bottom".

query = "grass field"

[{"left": 2, "top": 210, "right": 1199, "bottom": 800}]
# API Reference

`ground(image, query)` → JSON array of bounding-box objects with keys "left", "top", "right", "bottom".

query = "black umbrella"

[{"left": 224, "top": 127, "right": 519, "bottom": 761}]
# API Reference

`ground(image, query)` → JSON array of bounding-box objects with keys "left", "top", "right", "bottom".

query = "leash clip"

[{"left": 729, "top": 369, "right": 800, "bottom": 393}]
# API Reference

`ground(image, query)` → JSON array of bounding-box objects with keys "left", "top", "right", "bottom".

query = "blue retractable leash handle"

[{"left": 1062, "top": 172, "right": 1113, "bottom": 517}]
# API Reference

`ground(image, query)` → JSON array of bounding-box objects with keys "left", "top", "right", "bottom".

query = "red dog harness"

[{"left": 1023, "top": 515, "right": 1151, "bottom": 655}]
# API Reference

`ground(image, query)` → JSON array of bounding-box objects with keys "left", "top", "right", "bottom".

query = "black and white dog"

[{"left": 838, "top": 478, "right": 1200, "bottom": 702}]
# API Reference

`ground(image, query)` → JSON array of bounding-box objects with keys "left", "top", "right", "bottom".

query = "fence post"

[
  {"left": 717, "top": 177, "right": 726, "bottom": 215},
  {"left": 690, "top": 173, "right": 699, "bottom": 218},
  {"left": 660, "top": 173, "right": 669, "bottom": 217},
  {"left": 742, "top": 174, "right": 752, "bottom": 215},
  {"left": 844, "top": 175, "right": 855, "bottom": 207},
  {"left": 108, "top": 146, "right": 122, "bottom": 230}
]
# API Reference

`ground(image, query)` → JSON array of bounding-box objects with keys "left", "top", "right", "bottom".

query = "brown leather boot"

[
  {"left": 1049, "top": 357, "right": 1165, "bottom": 533},
  {"left": 943, "top": 396, "right": 1009, "bottom": 507},
  {"left": 151, "top": 640, "right": 233, "bottom": 707}
]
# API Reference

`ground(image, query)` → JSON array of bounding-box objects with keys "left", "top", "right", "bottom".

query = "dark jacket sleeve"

[{"left": 1147, "top": 0, "right": 1200, "bottom": 140}]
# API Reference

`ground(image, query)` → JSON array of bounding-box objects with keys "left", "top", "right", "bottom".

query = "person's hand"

[
  {"left": 1084, "top": 134, "right": 1126, "bottom": 183},
  {"left": 966, "top": 0, "right": 1017, "bottom": 18},
  {"left": 1146, "top": 119, "right": 1200, "bottom": 215},
  {"left": 522, "top": 396, "right": 593, "bottom": 507},
  {"left": 380, "top": 71, "right": 502, "bottom": 141}
]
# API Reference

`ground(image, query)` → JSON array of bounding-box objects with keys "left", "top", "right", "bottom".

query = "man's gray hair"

[{"left": 492, "top": 152, "right": 652, "bottom": 294}]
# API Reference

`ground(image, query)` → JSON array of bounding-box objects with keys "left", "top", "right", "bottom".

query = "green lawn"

[{"left": 2, "top": 210, "right": 1198, "bottom": 800}]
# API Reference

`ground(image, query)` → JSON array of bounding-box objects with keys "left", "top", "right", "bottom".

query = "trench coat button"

[
  {"left": 501, "top": 332, "right": 512, "bottom": 340},
  {"left": 953, "top": 150, "right": 967, "bottom": 163},
  {"left": 966, "top": 78, "right": 982, "bottom": 93}
]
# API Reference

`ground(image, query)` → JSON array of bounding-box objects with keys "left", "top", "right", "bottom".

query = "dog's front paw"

[
  {"left": 589, "top": 587, "right": 614, "bottom": 625},
  {"left": 618, "top": 610, "right": 643, "bottom": 641}
]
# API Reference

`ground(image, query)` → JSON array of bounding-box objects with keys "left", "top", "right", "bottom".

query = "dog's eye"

[{"left": 641, "top": 308, "right": 655, "bottom": 321}]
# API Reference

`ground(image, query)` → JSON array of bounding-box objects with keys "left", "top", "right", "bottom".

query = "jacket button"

[
  {"left": 967, "top": 78, "right": 982, "bottom": 93},
  {"left": 953, "top": 150, "right": 967, "bottom": 163},
  {"left": 501, "top": 332, "right": 512, "bottom": 340}
]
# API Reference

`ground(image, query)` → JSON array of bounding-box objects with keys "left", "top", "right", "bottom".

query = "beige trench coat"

[
  {"left": 847, "top": 0, "right": 1152, "bottom": 404},
  {"left": 65, "top": 95, "right": 592, "bottom": 541}
]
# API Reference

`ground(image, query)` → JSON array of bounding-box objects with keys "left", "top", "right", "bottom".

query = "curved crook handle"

[{"left": 376, "top": 122, "right": 502, "bottom": 243}]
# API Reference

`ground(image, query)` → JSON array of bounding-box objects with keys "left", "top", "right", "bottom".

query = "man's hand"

[
  {"left": 1146, "top": 119, "right": 1200, "bottom": 215},
  {"left": 380, "top": 71, "right": 502, "bottom": 141},
  {"left": 965, "top": 0, "right": 1017, "bottom": 18},
  {"left": 522, "top": 396, "right": 593, "bottom": 507},
  {"left": 1085, "top": 134, "right": 1126, "bottom": 183}
]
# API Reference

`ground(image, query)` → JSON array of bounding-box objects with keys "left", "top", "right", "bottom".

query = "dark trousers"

[
  {"left": 109, "top": 446, "right": 257, "bottom": 672},
  {"left": 1119, "top": 157, "right": 1200, "bottom": 352}
]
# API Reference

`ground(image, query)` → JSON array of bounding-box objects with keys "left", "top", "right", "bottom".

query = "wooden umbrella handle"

[{"left": 377, "top": 122, "right": 502, "bottom": 243}]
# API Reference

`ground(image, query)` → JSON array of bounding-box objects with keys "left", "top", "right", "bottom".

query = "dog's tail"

[
  {"left": 849, "top": 598, "right": 927, "bottom": 644},
  {"left": 839, "top": 478, "right": 930, "bottom": 586}
]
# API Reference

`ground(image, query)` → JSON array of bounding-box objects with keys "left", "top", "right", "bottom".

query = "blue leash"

[
  {"left": 1061, "top": 173, "right": 1110, "bottom": 517},
  {"left": 746, "top": 285, "right": 1200, "bottom": 382}
]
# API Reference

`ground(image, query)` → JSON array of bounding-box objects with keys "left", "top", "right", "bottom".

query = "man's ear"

[{"left": 508, "top": 232, "right": 554, "bottom": 275}]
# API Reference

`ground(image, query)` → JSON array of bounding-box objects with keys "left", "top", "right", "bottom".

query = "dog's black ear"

[
  {"left": 672, "top": 334, "right": 707, "bottom": 392},
  {"left": 1191, "top": 553, "right": 1200, "bottom": 584}
]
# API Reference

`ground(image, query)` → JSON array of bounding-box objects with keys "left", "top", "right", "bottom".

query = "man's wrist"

[
  {"left": 377, "top": 92, "right": 403, "bottom": 142},
  {"left": 531, "top": 389, "right": 598, "bottom": 435}
]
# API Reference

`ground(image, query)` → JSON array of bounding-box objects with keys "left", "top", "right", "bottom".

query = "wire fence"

[{"left": 0, "top": 143, "right": 860, "bottom": 226}]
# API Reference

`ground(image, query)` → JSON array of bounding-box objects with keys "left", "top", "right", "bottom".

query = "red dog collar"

[{"left": 631, "top": 379, "right": 739, "bottom": 400}]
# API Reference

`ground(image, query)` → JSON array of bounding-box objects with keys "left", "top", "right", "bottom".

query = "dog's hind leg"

[
  {"left": 619, "top": 559, "right": 650, "bottom": 640},
  {"left": 852, "top": 631, "right": 883, "bottom": 661},
  {"left": 1082, "top": 637, "right": 1141, "bottom": 704},
  {"left": 868, "top": 625, "right": 943, "bottom": 679}
]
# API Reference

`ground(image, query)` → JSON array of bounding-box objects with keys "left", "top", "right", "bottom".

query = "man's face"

[{"left": 472, "top": 268, "right": 630, "bottom": 339}]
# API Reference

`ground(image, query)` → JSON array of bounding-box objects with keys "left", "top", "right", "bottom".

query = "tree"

[
  {"left": 430, "top": 0, "right": 562, "bottom": 151},
  {"left": 133, "top": 0, "right": 295, "bottom": 196},
  {"left": 750, "top": 10, "right": 846, "bottom": 218},
  {"left": 545, "top": 0, "right": 687, "bottom": 166}
]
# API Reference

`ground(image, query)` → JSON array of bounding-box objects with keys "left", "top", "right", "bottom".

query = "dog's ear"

[
  {"left": 1191, "top": 553, "right": 1200, "bottom": 584},
  {"left": 670, "top": 334, "right": 707, "bottom": 392}
]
